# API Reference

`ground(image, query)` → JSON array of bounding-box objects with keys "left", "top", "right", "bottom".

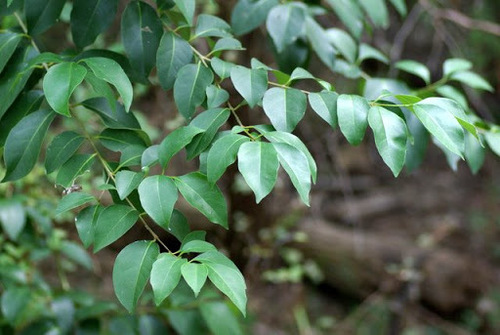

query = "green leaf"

[
  {"left": 84, "top": 71, "right": 117, "bottom": 114},
  {"left": 207, "top": 134, "right": 250, "bottom": 184},
  {"left": 83, "top": 57, "right": 133, "bottom": 112},
  {"left": 308, "top": 91, "right": 338, "bottom": 129},
  {"left": 174, "top": 172, "right": 228, "bottom": 228},
  {"left": 2, "top": 109, "right": 55, "bottom": 182},
  {"left": 45, "top": 131, "right": 85, "bottom": 174},
  {"left": 0, "top": 200, "right": 26, "bottom": 241},
  {"left": 94, "top": 205, "right": 139, "bottom": 252},
  {"left": 82, "top": 97, "right": 141, "bottom": 129},
  {"left": 195, "top": 251, "right": 247, "bottom": 316},
  {"left": 181, "top": 240, "right": 217, "bottom": 253},
  {"left": 325, "top": 0, "right": 363, "bottom": 39},
  {"left": 368, "top": 106, "right": 408, "bottom": 176},
  {"left": 465, "top": 132, "right": 485, "bottom": 174},
  {"left": 262, "top": 87, "right": 307, "bottom": 132},
  {"left": 358, "top": 0, "right": 388, "bottom": 27},
  {"left": 168, "top": 210, "right": 190, "bottom": 241},
  {"left": 0, "top": 31, "right": 23, "bottom": 73},
  {"left": 174, "top": 63, "right": 214, "bottom": 119},
  {"left": 212, "top": 37, "right": 244, "bottom": 53},
  {"left": 150, "top": 253, "right": 185, "bottom": 306},
  {"left": 237, "top": 141, "right": 279, "bottom": 203},
  {"left": 60, "top": 241, "right": 93, "bottom": 270},
  {"left": 138, "top": 176, "right": 178, "bottom": 229},
  {"left": 404, "top": 112, "right": 429, "bottom": 172},
  {"left": 25, "top": 0, "right": 66, "bottom": 35},
  {"left": 181, "top": 262, "right": 208, "bottom": 297},
  {"left": 206, "top": 85, "right": 230, "bottom": 108},
  {"left": 158, "top": 125, "right": 204, "bottom": 168},
  {"left": 413, "top": 102, "right": 465, "bottom": 158},
  {"left": 388, "top": 0, "right": 406, "bottom": 16},
  {"left": 56, "top": 154, "right": 96, "bottom": 188},
  {"left": 266, "top": 4, "right": 305, "bottom": 53},
  {"left": 485, "top": 131, "right": 500, "bottom": 157},
  {"left": 211, "top": 57, "right": 235, "bottom": 80},
  {"left": 231, "top": 0, "right": 279, "bottom": 36},
  {"left": 174, "top": 0, "right": 195, "bottom": 26},
  {"left": 230, "top": 66, "right": 268, "bottom": 108},
  {"left": 1, "top": 287, "right": 31, "bottom": 325},
  {"left": 336, "top": 94, "right": 369, "bottom": 145},
  {"left": 326, "top": 28, "right": 357, "bottom": 63},
  {"left": 435, "top": 85, "right": 468, "bottom": 110},
  {"left": 43, "top": 62, "right": 87, "bottom": 116},
  {"left": 395, "top": 60, "right": 430, "bottom": 84},
  {"left": 450, "top": 71, "right": 493, "bottom": 92},
  {"left": 121, "top": 0, "right": 163, "bottom": 79},
  {"left": 141, "top": 145, "right": 159, "bottom": 168},
  {"left": 443, "top": 58, "right": 472, "bottom": 77},
  {"left": 185, "top": 108, "right": 231, "bottom": 159},
  {"left": 56, "top": 192, "right": 95, "bottom": 216},
  {"left": 71, "top": 0, "right": 119, "bottom": 48},
  {"left": 115, "top": 170, "right": 144, "bottom": 200},
  {"left": 200, "top": 301, "right": 243, "bottom": 335},
  {"left": 305, "top": 16, "right": 336, "bottom": 70},
  {"left": 98, "top": 128, "right": 149, "bottom": 152},
  {"left": 288, "top": 67, "right": 315, "bottom": 83},
  {"left": 75, "top": 205, "right": 102, "bottom": 248},
  {"left": 113, "top": 240, "right": 159, "bottom": 313},
  {"left": 182, "top": 230, "right": 207, "bottom": 244},
  {"left": 194, "top": 14, "right": 232, "bottom": 39},
  {"left": 156, "top": 31, "right": 193, "bottom": 90},
  {"left": 357, "top": 43, "right": 389, "bottom": 64},
  {"left": 433, "top": 136, "right": 460, "bottom": 171}
]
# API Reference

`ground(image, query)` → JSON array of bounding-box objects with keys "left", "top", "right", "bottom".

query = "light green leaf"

[
  {"left": 357, "top": 43, "right": 389, "bottom": 64},
  {"left": 266, "top": 4, "right": 306, "bottom": 53},
  {"left": 138, "top": 176, "right": 178, "bottom": 229},
  {"left": 157, "top": 31, "right": 193, "bottom": 90},
  {"left": 181, "top": 262, "right": 208, "bottom": 297},
  {"left": 75, "top": 205, "right": 102, "bottom": 248},
  {"left": 150, "top": 253, "right": 185, "bottom": 306},
  {"left": 237, "top": 141, "right": 279, "bottom": 203},
  {"left": 262, "top": 87, "right": 307, "bottom": 132},
  {"left": 308, "top": 91, "right": 338, "bottom": 129},
  {"left": 56, "top": 154, "right": 96, "bottom": 188},
  {"left": 200, "top": 301, "right": 243, "bottom": 335},
  {"left": 174, "top": 172, "right": 228, "bottom": 228},
  {"left": 0, "top": 200, "right": 26, "bottom": 241},
  {"left": 443, "top": 58, "right": 472, "bottom": 77},
  {"left": 181, "top": 240, "right": 217, "bottom": 253},
  {"left": 141, "top": 145, "right": 159, "bottom": 168},
  {"left": 60, "top": 241, "right": 93, "bottom": 270},
  {"left": 433, "top": 136, "right": 460, "bottom": 171},
  {"left": 56, "top": 192, "right": 95, "bottom": 216},
  {"left": 194, "top": 14, "right": 232, "bottom": 39},
  {"left": 325, "top": 0, "right": 363, "bottom": 39},
  {"left": 25, "top": 0, "right": 66, "bottom": 35},
  {"left": 1, "top": 287, "right": 31, "bottom": 325},
  {"left": 168, "top": 210, "right": 190, "bottom": 241},
  {"left": 388, "top": 0, "right": 406, "bottom": 16},
  {"left": 465, "top": 132, "right": 485, "bottom": 174},
  {"left": 0, "top": 31, "right": 23, "bottom": 73},
  {"left": 288, "top": 67, "right": 315, "bottom": 83},
  {"left": 115, "top": 170, "right": 144, "bottom": 200},
  {"left": 368, "top": 106, "right": 408, "bottom": 176},
  {"left": 435, "top": 85, "right": 468, "bottom": 110},
  {"left": 83, "top": 57, "right": 133, "bottom": 112},
  {"left": 305, "top": 16, "right": 336, "bottom": 70},
  {"left": 326, "top": 28, "right": 357, "bottom": 63},
  {"left": 212, "top": 37, "right": 244, "bottom": 53},
  {"left": 211, "top": 57, "right": 235, "bottom": 80},
  {"left": 272, "top": 143, "right": 311, "bottom": 205},
  {"left": 2, "top": 109, "right": 55, "bottom": 182},
  {"left": 207, "top": 134, "right": 250, "bottom": 184},
  {"left": 94, "top": 205, "right": 139, "bottom": 252},
  {"left": 395, "top": 60, "right": 430, "bottom": 84},
  {"left": 174, "top": 0, "right": 195, "bottom": 26},
  {"left": 113, "top": 240, "right": 159, "bottom": 312},
  {"left": 182, "top": 231, "right": 207, "bottom": 244},
  {"left": 450, "top": 71, "right": 493, "bottom": 92},
  {"left": 43, "top": 62, "right": 87, "bottom": 116},
  {"left": 231, "top": 0, "right": 279, "bottom": 36},
  {"left": 45, "top": 131, "right": 85, "bottom": 174},
  {"left": 174, "top": 63, "right": 214, "bottom": 119},
  {"left": 337, "top": 94, "right": 369, "bottom": 145},
  {"left": 206, "top": 85, "right": 229, "bottom": 108},
  {"left": 71, "top": 0, "right": 119, "bottom": 48},
  {"left": 485, "top": 131, "right": 500, "bottom": 157},
  {"left": 358, "top": 0, "right": 388, "bottom": 27},
  {"left": 158, "top": 125, "right": 204, "bottom": 168},
  {"left": 230, "top": 66, "right": 268, "bottom": 108}
]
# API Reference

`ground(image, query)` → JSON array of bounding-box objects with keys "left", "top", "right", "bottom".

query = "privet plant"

[{"left": 0, "top": 0, "right": 498, "bottom": 333}]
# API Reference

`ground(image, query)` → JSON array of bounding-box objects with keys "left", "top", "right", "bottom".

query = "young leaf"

[
  {"left": 207, "top": 134, "right": 250, "bottom": 184},
  {"left": 174, "top": 172, "right": 228, "bottom": 228},
  {"left": 450, "top": 71, "right": 493, "bottom": 92},
  {"left": 56, "top": 154, "right": 96, "bottom": 188},
  {"left": 336, "top": 94, "right": 369, "bottom": 145},
  {"left": 193, "top": 14, "right": 232, "bottom": 39},
  {"left": 113, "top": 240, "right": 159, "bottom": 313},
  {"left": 266, "top": 4, "right": 306, "bottom": 53},
  {"left": 150, "top": 253, "right": 185, "bottom": 306},
  {"left": 156, "top": 31, "right": 193, "bottom": 90},
  {"left": 138, "top": 176, "right": 178, "bottom": 229},
  {"left": 115, "top": 170, "right": 144, "bottom": 200},
  {"left": 158, "top": 126, "right": 204, "bottom": 168},
  {"left": 55, "top": 192, "right": 95, "bottom": 216},
  {"left": 368, "top": 106, "right": 408, "bottom": 177},
  {"left": 395, "top": 60, "right": 430, "bottom": 84},
  {"left": 181, "top": 262, "right": 208, "bottom": 297},
  {"left": 237, "top": 141, "right": 279, "bottom": 203},
  {"left": 94, "top": 205, "right": 139, "bottom": 252},
  {"left": 443, "top": 58, "right": 472, "bottom": 77},
  {"left": 231, "top": 0, "right": 279, "bottom": 36},
  {"left": 0, "top": 31, "right": 22, "bottom": 73},
  {"left": 43, "top": 62, "right": 87, "bottom": 116},
  {"left": 25, "top": 0, "right": 66, "bottom": 35},
  {"left": 465, "top": 132, "right": 485, "bottom": 175},
  {"left": 75, "top": 205, "right": 102, "bottom": 248},
  {"left": 71, "top": 0, "right": 119, "bottom": 48},
  {"left": 174, "top": 63, "right": 214, "bottom": 119},
  {"left": 230, "top": 66, "right": 268, "bottom": 108},
  {"left": 174, "top": 0, "right": 195, "bottom": 26},
  {"left": 262, "top": 87, "right": 307, "bottom": 133},
  {"left": 45, "top": 131, "right": 85, "bottom": 174},
  {"left": 206, "top": 85, "right": 229, "bottom": 108},
  {"left": 83, "top": 57, "right": 133, "bottom": 112},
  {"left": 308, "top": 91, "right": 339, "bottom": 129},
  {"left": 0, "top": 200, "right": 26, "bottom": 241},
  {"left": 2, "top": 109, "right": 55, "bottom": 182}
]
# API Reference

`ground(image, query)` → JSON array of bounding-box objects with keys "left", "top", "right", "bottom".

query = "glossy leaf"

[
  {"left": 150, "top": 253, "right": 185, "bottom": 305},
  {"left": 82, "top": 97, "right": 141, "bottom": 129},
  {"left": 230, "top": 66, "right": 268, "bottom": 108},
  {"left": 168, "top": 210, "right": 190, "bottom": 241},
  {"left": 181, "top": 262, "right": 208, "bottom": 297},
  {"left": 262, "top": 87, "right": 307, "bottom": 132},
  {"left": 443, "top": 58, "right": 472, "bottom": 77},
  {"left": 56, "top": 154, "right": 96, "bottom": 188},
  {"left": 435, "top": 85, "right": 468, "bottom": 110},
  {"left": 0, "top": 200, "right": 26, "bottom": 241},
  {"left": 337, "top": 94, "right": 369, "bottom": 145},
  {"left": 113, "top": 240, "right": 159, "bottom": 312},
  {"left": 0, "top": 31, "right": 22, "bottom": 73},
  {"left": 157, "top": 31, "right": 193, "bottom": 90},
  {"left": 43, "top": 62, "right": 87, "bottom": 116},
  {"left": 115, "top": 170, "right": 144, "bottom": 200},
  {"left": 450, "top": 71, "right": 493, "bottom": 92},
  {"left": 206, "top": 85, "right": 229, "bottom": 108},
  {"left": 174, "top": 172, "right": 228, "bottom": 228},
  {"left": 71, "top": 0, "right": 119, "bottom": 48},
  {"left": 207, "top": 134, "right": 250, "bottom": 184},
  {"left": 174, "top": 63, "right": 214, "bottom": 119},
  {"left": 45, "top": 131, "right": 85, "bottom": 174},
  {"left": 308, "top": 91, "right": 338, "bottom": 129},
  {"left": 25, "top": 0, "right": 66, "bottom": 35},
  {"left": 266, "top": 4, "right": 305, "bottom": 53},
  {"left": 75, "top": 205, "right": 102, "bottom": 248},
  {"left": 174, "top": 0, "right": 195, "bottom": 26},
  {"left": 2, "top": 109, "right": 55, "bottom": 182},
  {"left": 94, "top": 205, "right": 139, "bottom": 252},
  {"left": 158, "top": 125, "right": 204, "bottom": 168},
  {"left": 231, "top": 0, "right": 278, "bottom": 36},
  {"left": 194, "top": 14, "right": 232, "bottom": 39},
  {"left": 395, "top": 60, "right": 430, "bottom": 84},
  {"left": 368, "top": 106, "right": 408, "bottom": 176},
  {"left": 138, "top": 176, "right": 178, "bottom": 229},
  {"left": 237, "top": 141, "right": 279, "bottom": 203},
  {"left": 56, "top": 192, "right": 95, "bottom": 216}
]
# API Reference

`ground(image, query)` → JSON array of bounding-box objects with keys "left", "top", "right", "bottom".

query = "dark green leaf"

[
  {"left": 113, "top": 240, "right": 159, "bottom": 312},
  {"left": 337, "top": 94, "right": 369, "bottom": 145},
  {"left": 119, "top": 144, "right": 145, "bottom": 168},
  {"left": 25, "top": 0, "right": 66, "bottom": 35},
  {"left": 158, "top": 125, "right": 204, "bottom": 168},
  {"left": 141, "top": 145, "right": 159, "bottom": 167},
  {"left": 84, "top": 71, "right": 117, "bottom": 115},
  {"left": 266, "top": 4, "right": 306, "bottom": 53},
  {"left": 94, "top": 205, "right": 139, "bottom": 252},
  {"left": 450, "top": 71, "right": 493, "bottom": 92},
  {"left": 56, "top": 192, "right": 95, "bottom": 216},
  {"left": 230, "top": 66, "right": 268, "bottom": 108},
  {"left": 181, "top": 262, "right": 208, "bottom": 297},
  {"left": 395, "top": 60, "right": 430, "bottom": 84},
  {"left": 262, "top": 87, "right": 307, "bottom": 132},
  {"left": 404, "top": 112, "right": 429, "bottom": 172},
  {"left": 56, "top": 154, "right": 96, "bottom": 188},
  {"left": 211, "top": 57, "right": 235, "bottom": 80},
  {"left": 150, "top": 253, "right": 185, "bottom": 305},
  {"left": 168, "top": 210, "right": 190, "bottom": 241},
  {"left": 82, "top": 97, "right": 141, "bottom": 130},
  {"left": 212, "top": 37, "right": 244, "bottom": 53},
  {"left": 200, "top": 301, "right": 243, "bottom": 335},
  {"left": 45, "top": 131, "right": 85, "bottom": 174},
  {"left": 156, "top": 31, "right": 193, "bottom": 90},
  {"left": 98, "top": 128, "right": 149, "bottom": 152},
  {"left": 207, "top": 134, "right": 250, "bottom": 184},
  {"left": 0, "top": 199, "right": 26, "bottom": 241},
  {"left": 115, "top": 170, "right": 144, "bottom": 200},
  {"left": 75, "top": 205, "right": 102, "bottom": 248},
  {"left": 193, "top": 14, "right": 232, "bottom": 39},
  {"left": 174, "top": 0, "right": 195, "bottom": 26},
  {"left": 61, "top": 241, "right": 93, "bottom": 270},
  {"left": 231, "top": 0, "right": 278, "bottom": 35},
  {"left": 308, "top": 91, "right": 338, "bottom": 129},
  {"left": 0, "top": 31, "right": 23, "bottom": 73},
  {"left": 138, "top": 176, "right": 178, "bottom": 229},
  {"left": 174, "top": 63, "right": 214, "bottom": 119}
]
